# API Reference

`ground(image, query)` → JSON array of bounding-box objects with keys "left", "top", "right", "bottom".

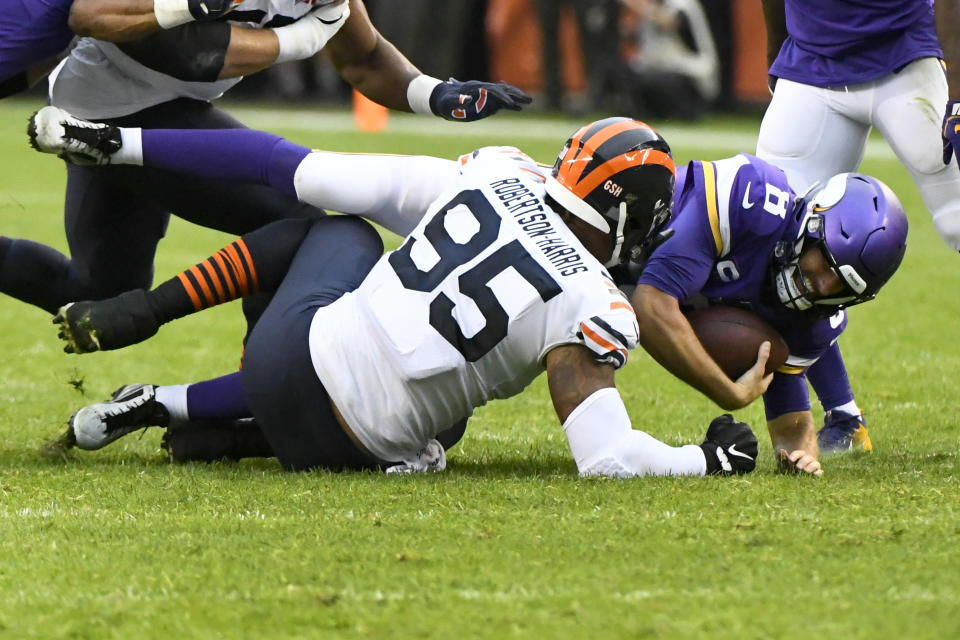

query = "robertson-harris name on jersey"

[{"left": 490, "top": 178, "right": 587, "bottom": 276}]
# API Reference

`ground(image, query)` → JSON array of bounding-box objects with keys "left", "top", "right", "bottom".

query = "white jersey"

[
  {"left": 307, "top": 149, "right": 639, "bottom": 461},
  {"left": 48, "top": 0, "right": 344, "bottom": 119}
]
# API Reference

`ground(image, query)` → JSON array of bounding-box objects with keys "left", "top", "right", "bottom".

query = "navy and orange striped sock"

[
  {"left": 148, "top": 237, "right": 259, "bottom": 324},
  {"left": 145, "top": 218, "right": 313, "bottom": 327}
]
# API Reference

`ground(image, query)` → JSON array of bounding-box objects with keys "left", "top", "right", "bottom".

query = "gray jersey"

[{"left": 48, "top": 0, "right": 339, "bottom": 119}]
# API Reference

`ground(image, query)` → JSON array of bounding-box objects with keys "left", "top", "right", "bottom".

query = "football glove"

[
  {"left": 430, "top": 78, "right": 532, "bottom": 122},
  {"left": 54, "top": 289, "right": 161, "bottom": 354},
  {"left": 187, "top": 0, "right": 237, "bottom": 21},
  {"left": 699, "top": 414, "right": 758, "bottom": 475},
  {"left": 942, "top": 99, "right": 960, "bottom": 165}
]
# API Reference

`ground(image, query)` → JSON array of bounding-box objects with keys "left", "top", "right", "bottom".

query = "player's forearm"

[
  {"left": 69, "top": 0, "right": 163, "bottom": 41},
  {"left": 325, "top": 1, "right": 420, "bottom": 111},
  {"left": 219, "top": 27, "right": 281, "bottom": 78},
  {"left": 632, "top": 286, "right": 745, "bottom": 410},
  {"left": 760, "top": 0, "right": 787, "bottom": 69},
  {"left": 333, "top": 34, "right": 421, "bottom": 111}
]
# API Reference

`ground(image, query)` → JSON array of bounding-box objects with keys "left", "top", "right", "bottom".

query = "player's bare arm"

[
  {"left": 324, "top": 0, "right": 419, "bottom": 111},
  {"left": 110, "top": 2, "right": 350, "bottom": 82},
  {"left": 760, "top": 0, "right": 787, "bottom": 69},
  {"left": 767, "top": 410, "right": 822, "bottom": 476},
  {"left": 632, "top": 284, "right": 771, "bottom": 410},
  {"left": 545, "top": 344, "right": 616, "bottom": 423},
  {"left": 69, "top": 0, "right": 235, "bottom": 42},
  {"left": 326, "top": 0, "right": 531, "bottom": 118},
  {"left": 70, "top": 0, "right": 164, "bottom": 41}
]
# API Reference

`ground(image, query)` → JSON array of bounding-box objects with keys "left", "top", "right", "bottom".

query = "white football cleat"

[
  {"left": 67, "top": 384, "right": 169, "bottom": 450},
  {"left": 27, "top": 106, "right": 122, "bottom": 165},
  {"left": 385, "top": 439, "right": 446, "bottom": 474}
]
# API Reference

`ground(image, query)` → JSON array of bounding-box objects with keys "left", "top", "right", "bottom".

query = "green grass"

[{"left": 2, "top": 98, "right": 959, "bottom": 638}]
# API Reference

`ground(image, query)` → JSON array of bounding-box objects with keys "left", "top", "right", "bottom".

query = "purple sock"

[
  {"left": 186, "top": 371, "right": 251, "bottom": 420},
  {"left": 140, "top": 129, "right": 311, "bottom": 198},
  {"left": 806, "top": 341, "right": 855, "bottom": 411}
]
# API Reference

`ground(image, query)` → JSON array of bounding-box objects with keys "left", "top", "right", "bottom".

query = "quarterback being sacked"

[
  {"left": 630, "top": 154, "right": 908, "bottom": 475},
  {"left": 757, "top": 0, "right": 957, "bottom": 455},
  {"left": 33, "top": 114, "right": 769, "bottom": 476}
]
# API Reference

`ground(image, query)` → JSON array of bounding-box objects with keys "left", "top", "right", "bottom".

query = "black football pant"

[
  {"left": 240, "top": 216, "right": 386, "bottom": 471},
  {"left": 0, "top": 98, "right": 324, "bottom": 314}
]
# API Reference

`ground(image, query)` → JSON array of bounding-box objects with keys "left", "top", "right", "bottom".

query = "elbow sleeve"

[
  {"left": 118, "top": 21, "right": 231, "bottom": 82},
  {"left": 563, "top": 388, "right": 706, "bottom": 478}
]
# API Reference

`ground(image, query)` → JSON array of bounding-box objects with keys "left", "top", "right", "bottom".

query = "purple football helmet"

[{"left": 771, "top": 173, "right": 908, "bottom": 314}]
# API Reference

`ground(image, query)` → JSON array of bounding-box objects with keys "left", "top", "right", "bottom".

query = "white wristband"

[
  {"left": 154, "top": 0, "right": 194, "bottom": 29},
  {"left": 274, "top": 3, "right": 351, "bottom": 64},
  {"left": 407, "top": 75, "right": 442, "bottom": 115}
]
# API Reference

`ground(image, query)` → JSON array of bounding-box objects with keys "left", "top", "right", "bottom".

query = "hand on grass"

[{"left": 777, "top": 448, "right": 822, "bottom": 477}]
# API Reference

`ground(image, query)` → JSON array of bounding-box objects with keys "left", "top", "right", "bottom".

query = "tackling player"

[
  {"left": 31, "top": 113, "right": 769, "bottom": 477},
  {"left": 757, "top": 0, "right": 957, "bottom": 454},
  {"left": 1, "top": 0, "right": 239, "bottom": 98},
  {"left": 629, "top": 154, "right": 908, "bottom": 476},
  {"left": 0, "top": 0, "right": 531, "bottom": 325}
]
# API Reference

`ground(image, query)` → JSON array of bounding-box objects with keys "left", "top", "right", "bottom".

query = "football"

[{"left": 685, "top": 306, "right": 789, "bottom": 378}]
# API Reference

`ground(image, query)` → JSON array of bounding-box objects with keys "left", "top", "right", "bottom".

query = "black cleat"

[{"left": 54, "top": 289, "right": 160, "bottom": 354}]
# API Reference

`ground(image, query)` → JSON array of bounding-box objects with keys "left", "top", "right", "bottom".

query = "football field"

[{"left": 1, "top": 98, "right": 958, "bottom": 638}]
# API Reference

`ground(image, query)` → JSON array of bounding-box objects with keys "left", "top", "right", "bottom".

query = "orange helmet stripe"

[
  {"left": 570, "top": 149, "right": 675, "bottom": 200},
  {"left": 557, "top": 120, "right": 646, "bottom": 187},
  {"left": 554, "top": 124, "right": 592, "bottom": 186}
]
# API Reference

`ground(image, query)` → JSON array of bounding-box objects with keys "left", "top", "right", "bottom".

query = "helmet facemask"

[{"left": 771, "top": 173, "right": 908, "bottom": 316}]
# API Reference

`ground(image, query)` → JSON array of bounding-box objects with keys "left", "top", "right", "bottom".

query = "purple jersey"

[
  {"left": 769, "top": 0, "right": 942, "bottom": 87},
  {"left": 0, "top": 0, "right": 73, "bottom": 83},
  {"left": 638, "top": 154, "right": 849, "bottom": 416}
]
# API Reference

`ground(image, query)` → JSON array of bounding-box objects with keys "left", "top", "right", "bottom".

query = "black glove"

[
  {"left": 430, "top": 78, "right": 532, "bottom": 122},
  {"left": 53, "top": 289, "right": 160, "bottom": 354},
  {"left": 187, "top": 0, "right": 236, "bottom": 21},
  {"left": 700, "top": 414, "right": 758, "bottom": 475},
  {"left": 942, "top": 99, "right": 960, "bottom": 165}
]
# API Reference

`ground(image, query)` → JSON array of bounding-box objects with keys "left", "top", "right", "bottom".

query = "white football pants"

[{"left": 757, "top": 57, "right": 960, "bottom": 251}]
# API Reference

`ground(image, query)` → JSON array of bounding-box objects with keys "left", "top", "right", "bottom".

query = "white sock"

[
  {"left": 828, "top": 400, "right": 860, "bottom": 418},
  {"left": 155, "top": 384, "right": 190, "bottom": 424},
  {"left": 113, "top": 128, "right": 144, "bottom": 165}
]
